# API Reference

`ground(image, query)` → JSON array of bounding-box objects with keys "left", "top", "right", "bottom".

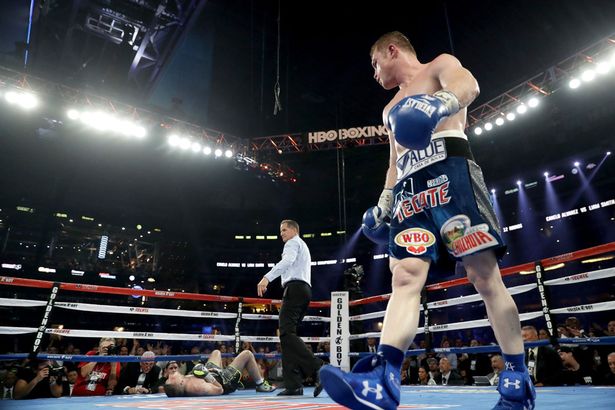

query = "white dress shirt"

[{"left": 264, "top": 235, "right": 311, "bottom": 287}]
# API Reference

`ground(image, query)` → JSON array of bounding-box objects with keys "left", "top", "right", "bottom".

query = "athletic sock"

[
  {"left": 377, "top": 344, "right": 404, "bottom": 372},
  {"left": 502, "top": 352, "right": 527, "bottom": 373}
]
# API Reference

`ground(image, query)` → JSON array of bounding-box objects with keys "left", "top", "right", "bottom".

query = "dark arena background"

[{"left": 0, "top": 0, "right": 614, "bottom": 409}]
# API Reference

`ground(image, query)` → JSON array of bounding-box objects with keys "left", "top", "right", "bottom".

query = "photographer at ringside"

[
  {"left": 13, "top": 359, "right": 63, "bottom": 399},
  {"left": 72, "top": 337, "right": 121, "bottom": 396}
]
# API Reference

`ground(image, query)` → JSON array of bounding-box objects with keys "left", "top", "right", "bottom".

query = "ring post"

[{"left": 330, "top": 291, "right": 350, "bottom": 371}]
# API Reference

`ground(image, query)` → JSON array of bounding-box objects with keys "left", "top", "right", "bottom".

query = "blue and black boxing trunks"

[{"left": 389, "top": 130, "right": 506, "bottom": 262}]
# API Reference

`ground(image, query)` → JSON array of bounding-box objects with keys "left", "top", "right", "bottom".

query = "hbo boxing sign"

[{"left": 308, "top": 125, "right": 387, "bottom": 143}]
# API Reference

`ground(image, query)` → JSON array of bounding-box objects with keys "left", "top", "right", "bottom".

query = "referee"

[{"left": 257, "top": 219, "right": 323, "bottom": 397}]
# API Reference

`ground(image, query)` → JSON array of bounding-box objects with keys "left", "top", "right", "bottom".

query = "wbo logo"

[{"left": 394, "top": 228, "right": 435, "bottom": 255}]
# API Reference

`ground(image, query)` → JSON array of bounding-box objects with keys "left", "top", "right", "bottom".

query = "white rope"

[
  {"left": 53, "top": 302, "right": 238, "bottom": 319},
  {"left": 0, "top": 298, "right": 46, "bottom": 307},
  {"left": 349, "top": 283, "right": 538, "bottom": 321},
  {"left": 0, "top": 326, "right": 38, "bottom": 334},
  {"left": 0, "top": 299, "right": 330, "bottom": 321},
  {"left": 543, "top": 267, "right": 615, "bottom": 286},
  {"left": 44, "top": 328, "right": 236, "bottom": 341},
  {"left": 551, "top": 300, "right": 615, "bottom": 314}
]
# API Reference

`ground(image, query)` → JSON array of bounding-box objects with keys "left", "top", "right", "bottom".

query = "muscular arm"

[
  {"left": 433, "top": 54, "right": 480, "bottom": 109},
  {"left": 185, "top": 376, "right": 224, "bottom": 396},
  {"left": 384, "top": 130, "right": 398, "bottom": 189}
]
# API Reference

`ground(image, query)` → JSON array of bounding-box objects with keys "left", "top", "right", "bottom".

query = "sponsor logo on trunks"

[
  {"left": 394, "top": 181, "right": 451, "bottom": 222},
  {"left": 397, "top": 138, "right": 447, "bottom": 178},
  {"left": 427, "top": 174, "right": 449, "bottom": 188},
  {"left": 440, "top": 215, "right": 498, "bottom": 258},
  {"left": 394, "top": 228, "right": 436, "bottom": 255}
]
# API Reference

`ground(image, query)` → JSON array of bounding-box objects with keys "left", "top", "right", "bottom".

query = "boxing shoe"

[
  {"left": 319, "top": 354, "right": 400, "bottom": 410},
  {"left": 492, "top": 370, "right": 536, "bottom": 410},
  {"left": 255, "top": 380, "right": 276, "bottom": 393}
]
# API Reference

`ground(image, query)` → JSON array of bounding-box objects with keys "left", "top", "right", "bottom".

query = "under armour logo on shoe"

[
  {"left": 361, "top": 381, "right": 383, "bottom": 400},
  {"left": 504, "top": 362, "right": 516, "bottom": 371},
  {"left": 503, "top": 378, "right": 521, "bottom": 389},
  {"left": 389, "top": 372, "right": 400, "bottom": 389}
]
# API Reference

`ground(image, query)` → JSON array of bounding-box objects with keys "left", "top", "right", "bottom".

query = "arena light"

[
  {"left": 544, "top": 172, "right": 549, "bottom": 178},
  {"left": 98, "top": 235, "right": 108, "bottom": 259},
  {"left": 516, "top": 180, "right": 522, "bottom": 186},
  {"left": 495, "top": 117, "right": 505, "bottom": 126},
  {"left": 67, "top": 108, "right": 80, "bottom": 120},
  {"left": 516, "top": 105, "right": 527, "bottom": 114},
  {"left": 5, "top": 90, "right": 39, "bottom": 110},
  {"left": 167, "top": 134, "right": 180, "bottom": 147},
  {"left": 581, "top": 255, "right": 614, "bottom": 264},
  {"left": 568, "top": 78, "right": 581, "bottom": 89},
  {"left": 506, "top": 112, "right": 516, "bottom": 121},
  {"left": 473, "top": 127, "right": 483, "bottom": 135},
  {"left": 225, "top": 149, "right": 233, "bottom": 158},
  {"left": 191, "top": 142, "right": 201, "bottom": 153},
  {"left": 574, "top": 161, "right": 580, "bottom": 167},
  {"left": 581, "top": 69, "right": 596, "bottom": 82},
  {"left": 129, "top": 275, "right": 135, "bottom": 281},
  {"left": 203, "top": 146, "right": 212, "bottom": 155},
  {"left": 179, "top": 138, "right": 191, "bottom": 150},
  {"left": 491, "top": 188, "right": 496, "bottom": 194},
  {"left": 484, "top": 122, "right": 493, "bottom": 131},
  {"left": 527, "top": 97, "right": 540, "bottom": 108},
  {"left": 214, "top": 148, "right": 223, "bottom": 157},
  {"left": 596, "top": 61, "right": 611, "bottom": 74}
]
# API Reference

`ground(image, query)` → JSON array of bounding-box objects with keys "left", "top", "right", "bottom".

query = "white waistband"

[{"left": 431, "top": 129, "right": 468, "bottom": 140}]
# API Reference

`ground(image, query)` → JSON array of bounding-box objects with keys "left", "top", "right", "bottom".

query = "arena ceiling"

[{"left": 1, "top": 0, "right": 615, "bottom": 236}]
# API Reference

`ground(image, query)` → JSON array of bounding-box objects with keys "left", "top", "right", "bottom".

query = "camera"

[
  {"left": 106, "top": 345, "right": 121, "bottom": 355},
  {"left": 47, "top": 365, "right": 65, "bottom": 377}
]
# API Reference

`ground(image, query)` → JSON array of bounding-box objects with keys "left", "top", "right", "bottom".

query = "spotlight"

[
  {"left": 224, "top": 149, "right": 233, "bottom": 158},
  {"left": 543, "top": 172, "right": 549, "bottom": 177},
  {"left": 484, "top": 122, "right": 493, "bottom": 131},
  {"left": 571, "top": 168, "right": 578, "bottom": 175},
  {"left": 527, "top": 97, "right": 539, "bottom": 108},
  {"left": 491, "top": 188, "right": 496, "bottom": 194},
  {"left": 506, "top": 112, "right": 516, "bottom": 121},
  {"left": 568, "top": 78, "right": 581, "bottom": 89},
  {"left": 168, "top": 135, "right": 180, "bottom": 147},
  {"left": 574, "top": 161, "right": 580, "bottom": 167},
  {"left": 67, "top": 109, "right": 80, "bottom": 120},
  {"left": 516, "top": 105, "right": 527, "bottom": 114},
  {"left": 516, "top": 180, "right": 522, "bottom": 185},
  {"left": 191, "top": 142, "right": 201, "bottom": 153},
  {"left": 214, "top": 149, "right": 223, "bottom": 157},
  {"left": 179, "top": 138, "right": 191, "bottom": 150},
  {"left": 495, "top": 117, "right": 505, "bottom": 126},
  {"left": 596, "top": 61, "right": 611, "bottom": 74},
  {"left": 129, "top": 275, "right": 135, "bottom": 281},
  {"left": 607, "top": 151, "right": 612, "bottom": 156},
  {"left": 203, "top": 146, "right": 212, "bottom": 155},
  {"left": 474, "top": 127, "right": 483, "bottom": 135},
  {"left": 581, "top": 69, "right": 596, "bottom": 82}
]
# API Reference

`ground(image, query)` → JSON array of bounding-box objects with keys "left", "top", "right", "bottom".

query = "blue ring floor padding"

[{"left": 2, "top": 385, "right": 614, "bottom": 409}]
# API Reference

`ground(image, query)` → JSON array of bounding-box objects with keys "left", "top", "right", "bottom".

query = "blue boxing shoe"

[
  {"left": 319, "top": 354, "right": 400, "bottom": 410},
  {"left": 492, "top": 369, "right": 536, "bottom": 410}
]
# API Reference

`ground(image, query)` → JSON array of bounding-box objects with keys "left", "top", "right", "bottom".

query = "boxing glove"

[
  {"left": 361, "top": 206, "right": 390, "bottom": 245},
  {"left": 388, "top": 90, "right": 460, "bottom": 150},
  {"left": 192, "top": 363, "right": 216, "bottom": 383}
]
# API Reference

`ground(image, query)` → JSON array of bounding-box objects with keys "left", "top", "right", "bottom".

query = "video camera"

[{"left": 47, "top": 365, "right": 65, "bottom": 377}]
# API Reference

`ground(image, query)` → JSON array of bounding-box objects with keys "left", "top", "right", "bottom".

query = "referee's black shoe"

[{"left": 277, "top": 387, "right": 303, "bottom": 396}]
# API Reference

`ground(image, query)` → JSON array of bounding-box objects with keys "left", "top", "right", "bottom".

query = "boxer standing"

[
  {"left": 320, "top": 31, "right": 534, "bottom": 410},
  {"left": 257, "top": 220, "right": 323, "bottom": 396}
]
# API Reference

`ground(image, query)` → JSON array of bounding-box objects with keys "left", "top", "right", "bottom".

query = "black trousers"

[{"left": 279, "top": 281, "right": 323, "bottom": 389}]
